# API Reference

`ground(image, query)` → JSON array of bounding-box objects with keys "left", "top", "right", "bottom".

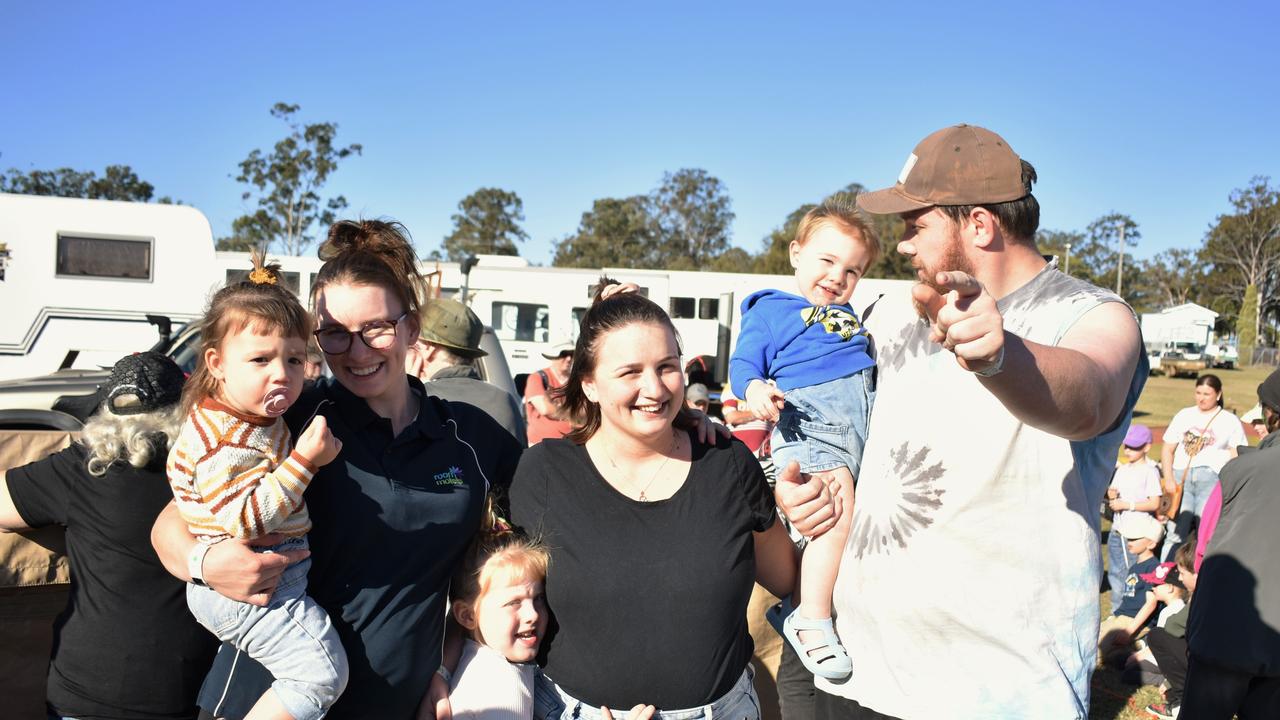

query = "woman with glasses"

[{"left": 152, "top": 220, "right": 522, "bottom": 719}]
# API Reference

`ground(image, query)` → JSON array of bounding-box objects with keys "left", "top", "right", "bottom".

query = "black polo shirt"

[{"left": 197, "top": 376, "right": 522, "bottom": 719}]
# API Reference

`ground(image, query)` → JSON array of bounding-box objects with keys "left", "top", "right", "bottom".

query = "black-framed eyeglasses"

[{"left": 314, "top": 310, "right": 409, "bottom": 355}]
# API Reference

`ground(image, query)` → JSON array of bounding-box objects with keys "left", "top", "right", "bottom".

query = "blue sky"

[{"left": 4, "top": 1, "right": 1277, "bottom": 265}]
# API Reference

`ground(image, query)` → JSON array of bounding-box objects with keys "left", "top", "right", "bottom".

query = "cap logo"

[{"left": 898, "top": 153, "right": 918, "bottom": 185}]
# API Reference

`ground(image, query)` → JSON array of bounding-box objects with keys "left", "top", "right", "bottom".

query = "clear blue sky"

[{"left": 4, "top": 1, "right": 1277, "bottom": 265}]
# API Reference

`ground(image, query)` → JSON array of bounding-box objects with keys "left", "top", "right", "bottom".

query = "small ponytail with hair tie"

[{"left": 247, "top": 248, "right": 284, "bottom": 286}]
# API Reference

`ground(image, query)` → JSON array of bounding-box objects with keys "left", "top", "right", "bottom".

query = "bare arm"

[
  {"left": 525, "top": 373, "right": 564, "bottom": 420},
  {"left": 1161, "top": 441, "right": 1177, "bottom": 491},
  {"left": 916, "top": 273, "right": 1141, "bottom": 440},
  {"left": 1126, "top": 592, "right": 1160, "bottom": 637},
  {"left": 150, "top": 501, "right": 305, "bottom": 606},
  {"left": 526, "top": 394, "right": 563, "bottom": 419},
  {"left": 721, "top": 406, "right": 756, "bottom": 426},
  {"left": 753, "top": 520, "right": 798, "bottom": 599},
  {"left": 0, "top": 471, "right": 30, "bottom": 531}
]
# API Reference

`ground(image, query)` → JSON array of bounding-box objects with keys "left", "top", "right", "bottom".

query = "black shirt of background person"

[
  {"left": 7, "top": 443, "right": 218, "bottom": 720},
  {"left": 195, "top": 376, "right": 523, "bottom": 719},
  {"left": 510, "top": 432, "right": 775, "bottom": 710}
]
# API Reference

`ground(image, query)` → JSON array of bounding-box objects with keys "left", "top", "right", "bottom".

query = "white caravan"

[
  {"left": 0, "top": 194, "right": 911, "bottom": 387},
  {"left": 447, "top": 256, "right": 909, "bottom": 380},
  {"left": 0, "top": 193, "right": 224, "bottom": 380}
]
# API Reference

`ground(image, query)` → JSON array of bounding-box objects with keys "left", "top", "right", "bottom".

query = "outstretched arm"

[{"left": 915, "top": 272, "right": 1141, "bottom": 440}]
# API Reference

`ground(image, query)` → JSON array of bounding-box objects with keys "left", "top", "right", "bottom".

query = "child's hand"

[
  {"left": 745, "top": 380, "right": 786, "bottom": 422},
  {"left": 1106, "top": 488, "right": 1119, "bottom": 500},
  {"left": 1108, "top": 498, "right": 1127, "bottom": 512},
  {"left": 296, "top": 416, "right": 342, "bottom": 467},
  {"left": 601, "top": 705, "right": 655, "bottom": 720}
]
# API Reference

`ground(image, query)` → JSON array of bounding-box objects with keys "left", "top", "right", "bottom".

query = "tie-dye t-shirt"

[{"left": 818, "top": 261, "right": 1147, "bottom": 719}]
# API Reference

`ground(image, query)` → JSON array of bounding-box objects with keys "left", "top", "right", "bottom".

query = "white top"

[
  {"left": 1109, "top": 460, "right": 1162, "bottom": 526},
  {"left": 449, "top": 639, "right": 536, "bottom": 720},
  {"left": 820, "top": 263, "right": 1145, "bottom": 719},
  {"left": 1162, "top": 406, "right": 1246, "bottom": 473}
]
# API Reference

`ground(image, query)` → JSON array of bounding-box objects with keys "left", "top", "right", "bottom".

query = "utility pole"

[
  {"left": 1064, "top": 242, "right": 1072, "bottom": 275},
  {"left": 1116, "top": 222, "right": 1126, "bottom": 297}
]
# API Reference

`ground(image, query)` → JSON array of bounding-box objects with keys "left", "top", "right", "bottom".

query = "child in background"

[
  {"left": 1099, "top": 513, "right": 1165, "bottom": 665},
  {"left": 1144, "top": 541, "right": 1199, "bottom": 720},
  {"left": 167, "top": 255, "right": 346, "bottom": 720},
  {"left": 729, "top": 195, "right": 879, "bottom": 680},
  {"left": 445, "top": 520, "right": 549, "bottom": 720},
  {"left": 1123, "top": 561, "right": 1190, "bottom": 686},
  {"left": 1106, "top": 424, "right": 1164, "bottom": 610}
]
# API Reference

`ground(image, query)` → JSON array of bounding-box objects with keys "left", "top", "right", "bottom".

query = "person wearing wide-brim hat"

[
  {"left": 0, "top": 352, "right": 218, "bottom": 719},
  {"left": 407, "top": 299, "right": 525, "bottom": 445},
  {"left": 525, "top": 339, "right": 575, "bottom": 446}
]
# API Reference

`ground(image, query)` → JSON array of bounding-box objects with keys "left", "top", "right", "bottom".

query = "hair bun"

[
  {"left": 591, "top": 276, "right": 623, "bottom": 305},
  {"left": 319, "top": 220, "right": 365, "bottom": 262}
]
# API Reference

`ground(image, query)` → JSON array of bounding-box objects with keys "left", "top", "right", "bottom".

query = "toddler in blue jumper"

[{"left": 729, "top": 195, "right": 878, "bottom": 680}]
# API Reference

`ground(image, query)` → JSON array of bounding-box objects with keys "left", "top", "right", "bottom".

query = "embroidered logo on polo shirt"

[{"left": 433, "top": 466, "right": 465, "bottom": 486}]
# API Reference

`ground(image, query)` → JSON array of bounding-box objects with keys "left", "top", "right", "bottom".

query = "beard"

[{"left": 912, "top": 229, "right": 975, "bottom": 318}]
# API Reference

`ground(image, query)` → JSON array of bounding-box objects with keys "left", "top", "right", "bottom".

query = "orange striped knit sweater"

[{"left": 167, "top": 398, "right": 317, "bottom": 542}]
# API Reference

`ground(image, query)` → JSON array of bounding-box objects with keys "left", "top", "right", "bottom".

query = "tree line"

[{"left": 4, "top": 103, "right": 1277, "bottom": 354}]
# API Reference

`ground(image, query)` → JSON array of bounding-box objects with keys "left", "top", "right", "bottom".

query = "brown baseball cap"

[
  {"left": 419, "top": 299, "right": 487, "bottom": 358},
  {"left": 857, "top": 124, "right": 1028, "bottom": 215}
]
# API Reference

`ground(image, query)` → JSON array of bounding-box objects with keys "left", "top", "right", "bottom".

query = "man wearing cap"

[
  {"left": 1183, "top": 367, "right": 1280, "bottom": 718},
  {"left": 525, "top": 340, "right": 574, "bottom": 446},
  {"left": 777, "top": 124, "right": 1146, "bottom": 718},
  {"left": 409, "top": 299, "right": 526, "bottom": 445}
]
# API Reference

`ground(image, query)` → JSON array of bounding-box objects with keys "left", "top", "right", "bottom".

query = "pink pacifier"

[{"left": 263, "top": 388, "right": 291, "bottom": 417}]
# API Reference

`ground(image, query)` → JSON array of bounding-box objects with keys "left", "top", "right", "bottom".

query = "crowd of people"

[{"left": 0, "top": 122, "right": 1276, "bottom": 720}]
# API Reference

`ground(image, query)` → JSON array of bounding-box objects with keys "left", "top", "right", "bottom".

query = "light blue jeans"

[
  {"left": 770, "top": 368, "right": 875, "bottom": 477},
  {"left": 187, "top": 536, "right": 348, "bottom": 720},
  {"left": 1106, "top": 521, "right": 1135, "bottom": 611},
  {"left": 1162, "top": 465, "right": 1219, "bottom": 561},
  {"left": 533, "top": 666, "right": 760, "bottom": 720}
]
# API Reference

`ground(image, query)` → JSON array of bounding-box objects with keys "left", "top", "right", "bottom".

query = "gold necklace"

[{"left": 602, "top": 431, "right": 680, "bottom": 502}]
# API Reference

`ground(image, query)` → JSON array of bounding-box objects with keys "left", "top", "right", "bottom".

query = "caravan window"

[
  {"left": 698, "top": 298, "right": 719, "bottom": 319},
  {"left": 669, "top": 297, "right": 696, "bottom": 318},
  {"left": 56, "top": 235, "right": 152, "bottom": 280},
  {"left": 492, "top": 302, "right": 549, "bottom": 343},
  {"left": 224, "top": 269, "right": 301, "bottom": 295},
  {"left": 571, "top": 307, "right": 587, "bottom": 341}
]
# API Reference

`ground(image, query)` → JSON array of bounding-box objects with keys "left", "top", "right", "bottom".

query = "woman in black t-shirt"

[
  {"left": 510, "top": 281, "right": 796, "bottom": 718},
  {"left": 0, "top": 352, "right": 218, "bottom": 720}
]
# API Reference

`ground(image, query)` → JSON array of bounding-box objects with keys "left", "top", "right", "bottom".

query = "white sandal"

[{"left": 783, "top": 611, "right": 852, "bottom": 680}]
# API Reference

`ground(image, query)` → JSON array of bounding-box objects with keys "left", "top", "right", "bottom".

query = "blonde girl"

[{"left": 445, "top": 515, "right": 550, "bottom": 720}]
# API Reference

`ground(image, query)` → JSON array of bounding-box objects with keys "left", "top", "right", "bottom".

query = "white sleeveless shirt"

[{"left": 818, "top": 261, "right": 1146, "bottom": 719}]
